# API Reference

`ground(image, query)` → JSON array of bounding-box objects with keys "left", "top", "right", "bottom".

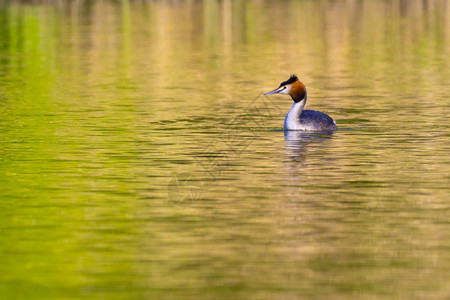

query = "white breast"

[{"left": 284, "top": 100, "right": 306, "bottom": 130}]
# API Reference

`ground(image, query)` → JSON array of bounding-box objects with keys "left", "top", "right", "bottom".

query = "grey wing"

[{"left": 300, "top": 110, "right": 336, "bottom": 131}]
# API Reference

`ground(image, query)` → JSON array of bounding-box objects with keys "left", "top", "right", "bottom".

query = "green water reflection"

[{"left": 0, "top": 1, "right": 449, "bottom": 299}]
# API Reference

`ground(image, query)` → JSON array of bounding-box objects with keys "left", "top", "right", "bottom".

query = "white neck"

[{"left": 284, "top": 100, "right": 306, "bottom": 130}]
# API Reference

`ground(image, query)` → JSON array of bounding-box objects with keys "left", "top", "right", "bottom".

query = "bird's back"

[{"left": 300, "top": 110, "right": 336, "bottom": 131}]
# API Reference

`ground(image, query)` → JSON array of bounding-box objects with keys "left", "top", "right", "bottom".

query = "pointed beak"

[{"left": 264, "top": 86, "right": 285, "bottom": 95}]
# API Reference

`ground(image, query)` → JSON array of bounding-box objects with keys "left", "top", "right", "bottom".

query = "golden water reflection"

[{"left": 0, "top": 1, "right": 449, "bottom": 299}]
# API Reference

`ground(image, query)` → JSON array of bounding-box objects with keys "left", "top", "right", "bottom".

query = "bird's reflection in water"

[
  {"left": 284, "top": 130, "right": 335, "bottom": 161},
  {"left": 282, "top": 130, "right": 336, "bottom": 204}
]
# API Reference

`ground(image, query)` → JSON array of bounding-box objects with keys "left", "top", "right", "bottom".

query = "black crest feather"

[{"left": 279, "top": 74, "right": 298, "bottom": 87}]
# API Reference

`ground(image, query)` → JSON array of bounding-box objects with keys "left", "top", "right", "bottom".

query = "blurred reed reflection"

[{"left": 0, "top": 0, "right": 449, "bottom": 299}]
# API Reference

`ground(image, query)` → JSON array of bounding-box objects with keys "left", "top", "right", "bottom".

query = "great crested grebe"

[{"left": 265, "top": 75, "right": 337, "bottom": 131}]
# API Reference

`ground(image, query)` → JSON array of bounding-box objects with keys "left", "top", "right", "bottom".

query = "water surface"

[{"left": 0, "top": 1, "right": 449, "bottom": 299}]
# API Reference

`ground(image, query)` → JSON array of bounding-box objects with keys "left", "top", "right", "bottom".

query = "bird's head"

[{"left": 264, "top": 75, "right": 307, "bottom": 103}]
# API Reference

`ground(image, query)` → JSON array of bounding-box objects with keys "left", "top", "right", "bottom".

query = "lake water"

[{"left": 0, "top": 0, "right": 449, "bottom": 299}]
